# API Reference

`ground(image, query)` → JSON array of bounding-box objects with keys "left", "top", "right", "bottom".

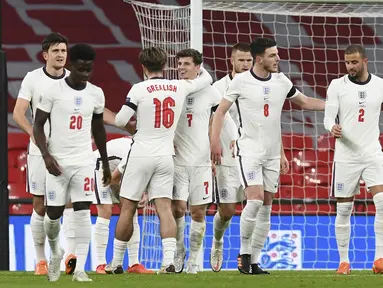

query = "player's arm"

[
  {"left": 290, "top": 92, "right": 325, "bottom": 111},
  {"left": 182, "top": 67, "right": 213, "bottom": 95},
  {"left": 323, "top": 81, "right": 341, "bottom": 138},
  {"left": 280, "top": 139, "right": 289, "bottom": 175},
  {"left": 104, "top": 107, "right": 136, "bottom": 134},
  {"left": 115, "top": 85, "right": 139, "bottom": 128}
]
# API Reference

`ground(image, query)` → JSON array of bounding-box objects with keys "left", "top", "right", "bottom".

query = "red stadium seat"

[
  {"left": 282, "top": 133, "right": 314, "bottom": 150},
  {"left": 8, "top": 167, "right": 25, "bottom": 184},
  {"left": 8, "top": 133, "right": 29, "bottom": 150},
  {"left": 8, "top": 183, "right": 30, "bottom": 199},
  {"left": 317, "top": 134, "right": 335, "bottom": 151},
  {"left": 304, "top": 166, "right": 332, "bottom": 187},
  {"left": 16, "top": 151, "right": 27, "bottom": 169}
]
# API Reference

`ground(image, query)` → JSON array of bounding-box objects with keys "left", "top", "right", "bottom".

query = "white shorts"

[
  {"left": 173, "top": 165, "right": 213, "bottom": 206},
  {"left": 237, "top": 157, "right": 280, "bottom": 193},
  {"left": 331, "top": 160, "right": 383, "bottom": 198},
  {"left": 45, "top": 164, "right": 95, "bottom": 206},
  {"left": 26, "top": 155, "right": 46, "bottom": 196},
  {"left": 214, "top": 165, "right": 244, "bottom": 204},
  {"left": 93, "top": 170, "right": 119, "bottom": 205},
  {"left": 120, "top": 155, "right": 174, "bottom": 202}
]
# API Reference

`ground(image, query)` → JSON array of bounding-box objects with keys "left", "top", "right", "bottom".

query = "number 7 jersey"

[{"left": 324, "top": 73, "right": 383, "bottom": 162}]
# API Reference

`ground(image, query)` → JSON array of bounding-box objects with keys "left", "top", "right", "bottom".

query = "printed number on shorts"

[
  {"left": 204, "top": 181, "right": 209, "bottom": 195},
  {"left": 84, "top": 177, "right": 95, "bottom": 192},
  {"left": 153, "top": 97, "right": 175, "bottom": 128}
]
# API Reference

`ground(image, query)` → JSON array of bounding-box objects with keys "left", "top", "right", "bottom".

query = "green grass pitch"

[{"left": 0, "top": 271, "right": 381, "bottom": 288}]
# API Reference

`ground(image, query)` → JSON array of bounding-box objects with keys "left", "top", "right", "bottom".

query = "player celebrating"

[
  {"left": 324, "top": 44, "right": 383, "bottom": 275},
  {"left": 33, "top": 44, "right": 111, "bottom": 282},
  {"left": 93, "top": 137, "right": 153, "bottom": 274},
  {"left": 112, "top": 47, "right": 212, "bottom": 274},
  {"left": 172, "top": 48, "right": 237, "bottom": 274},
  {"left": 210, "top": 43, "right": 252, "bottom": 272},
  {"left": 13, "top": 32, "right": 77, "bottom": 275},
  {"left": 211, "top": 37, "right": 325, "bottom": 274}
]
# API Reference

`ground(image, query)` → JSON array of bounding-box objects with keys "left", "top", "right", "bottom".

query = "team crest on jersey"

[
  {"left": 263, "top": 87, "right": 270, "bottom": 95},
  {"left": 48, "top": 190, "right": 56, "bottom": 201},
  {"left": 31, "top": 181, "right": 37, "bottom": 191},
  {"left": 102, "top": 190, "right": 108, "bottom": 199},
  {"left": 220, "top": 188, "right": 228, "bottom": 200},
  {"left": 358, "top": 91, "right": 367, "bottom": 100},
  {"left": 186, "top": 96, "right": 194, "bottom": 106},
  {"left": 74, "top": 96, "right": 83, "bottom": 106},
  {"left": 336, "top": 183, "right": 344, "bottom": 192},
  {"left": 247, "top": 171, "right": 256, "bottom": 180}
]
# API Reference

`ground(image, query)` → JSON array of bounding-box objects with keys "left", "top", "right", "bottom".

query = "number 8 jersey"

[{"left": 324, "top": 73, "right": 383, "bottom": 162}]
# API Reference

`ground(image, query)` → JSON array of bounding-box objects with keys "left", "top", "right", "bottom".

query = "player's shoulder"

[
  {"left": 22, "top": 67, "right": 44, "bottom": 82},
  {"left": 370, "top": 73, "right": 383, "bottom": 83},
  {"left": 271, "top": 72, "right": 292, "bottom": 84},
  {"left": 42, "top": 78, "right": 66, "bottom": 94},
  {"left": 329, "top": 75, "right": 347, "bottom": 88},
  {"left": 213, "top": 74, "right": 231, "bottom": 86}
]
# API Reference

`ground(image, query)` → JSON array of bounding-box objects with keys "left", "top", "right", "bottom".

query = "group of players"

[{"left": 13, "top": 30, "right": 383, "bottom": 281}]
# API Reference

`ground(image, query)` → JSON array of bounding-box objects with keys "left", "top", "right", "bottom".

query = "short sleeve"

[
  {"left": 117, "top": 159, "right": 125, "bottom": 174},
  {"left": 210, "top": 86, "right": 222, "bottom": 107},
  {"left": 280, "top": 73, "right": 299, "bottom": 99},
  {"left": 37, "top": 89, "right": 54, "bottom": 113},
  {"left": 17, "top": 72, "right": 34, "bottom": 101},
  {"left": 124, "top": 84, "right": 141, "bottom": 111},
  {"left": 224, "top": 76, "right": 241, "bottom": 103},
  {"left": 94, "top": 87, "right": 105, "bottom": 114}
]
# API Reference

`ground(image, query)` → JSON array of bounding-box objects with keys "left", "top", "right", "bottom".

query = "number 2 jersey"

[
  {"left": 324, "top": 73, "right": 383, "bottom": 162},
  {"left": 37, "top": 78, "right": 105, "bottom": 166}
]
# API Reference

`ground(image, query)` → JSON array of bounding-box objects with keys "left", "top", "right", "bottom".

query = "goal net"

[{"left": 127, "top": 0, "right": 383, "bottom": 270}]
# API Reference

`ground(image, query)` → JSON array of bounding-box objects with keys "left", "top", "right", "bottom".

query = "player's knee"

[
  {"left": 218, "top": 205, "right": 235, "bottom": 221},
  {"left": 97, "top": 204, "right": 113, "bottom": 219},
  {"left": 190, "top": 205, "right": 206, "bottom": 222},
  {"left": 245, "top": 185, "right": 264, "bottom": 201},
  {"left": 32, "top": 196, "right": 45, "bottom": 216},
  {"left": 172, "top": 201, "right": 187, "bottom": 218},
  {"left": 46, "top": 206, "right": 65, "bottom": 220}
]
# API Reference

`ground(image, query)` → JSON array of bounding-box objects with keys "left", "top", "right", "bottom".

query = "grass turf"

[{"left": 0, "top": 271, "right": 381, "bottom": 288}]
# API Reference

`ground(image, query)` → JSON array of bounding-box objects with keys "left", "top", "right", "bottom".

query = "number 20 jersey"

[{"left": 125, "top": 78, "right": 202, "bottom": 157}]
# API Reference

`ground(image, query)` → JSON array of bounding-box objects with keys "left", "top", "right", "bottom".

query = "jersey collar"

[
  {"left": 43, "top": 66, "right": 66, "bottom": 80},
  {"left": 348, "top": 73, "right": 371, "bottom": 85}
]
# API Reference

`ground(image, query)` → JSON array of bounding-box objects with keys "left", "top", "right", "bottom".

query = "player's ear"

[
  {"left": 42, "top": 51, "right": 48, "bottom": 62},
  {"left": 230, "top": 56, "right": 234, "bottom": 66}
]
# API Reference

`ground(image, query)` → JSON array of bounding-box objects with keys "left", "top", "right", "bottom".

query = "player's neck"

[
  {"left": 146, "top": 72, "right": 163, "bottom": 79},
  {"left": 355, "top": 72, "right": 370, "bottom": 83},
  {"left": 44, "top": 65, "right": 65, "bottom": 78},
  {"left": 252, "top": 65, "right": 270, "bottom": 79}
]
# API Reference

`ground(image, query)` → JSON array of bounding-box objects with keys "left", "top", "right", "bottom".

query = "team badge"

[
  {"left": 74, "top": 96, "right": 83, "bottom": 106},
  {"left": 336, "top": 183, "right": 344, "bottom": 192},
  {"left": 247, "top": 171, "right": 256, "bottom": 180},
  {"left": 102, "top": 190, "right": 108, "bottom": 199},
  {"left": 358, "top": 91, "right": 367, "bottom": 100},
  {"left": 31, "top": 181, "right": 37, "bottom": 191},
  {"left": 263, "top": 87, "right": 270, "bottom": 95},
  {"left": 220, "top": 188, "right": 228, "bottom": 200},
  {"left": 48, "top": 190, "right": 56, "bottom": 201},
  {"left": 186, "top": 96, "right": 194, "bottom": 106}
]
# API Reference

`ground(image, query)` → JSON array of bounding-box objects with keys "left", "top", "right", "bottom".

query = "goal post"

[{"left": 126, "top": 0, "right": 383, "bottom": 270}]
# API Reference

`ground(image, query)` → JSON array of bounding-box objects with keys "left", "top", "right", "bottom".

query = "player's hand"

[
  {"left": 280, "top": 154, "right": 289, "bottom": 175},
  {"left": 331, "top": 124, "right": 342, "bottom": 138},
  {"left": 210, "top": 140, "right": 223, "bottom": 165},
  {"left": 138, "top": 193, "right": 148, "bottom": 208},
  {"left": 43, "top": 154, "right": 62, "bottom": 176},
  {"left": 102, "top": 167, "right": 112, "bottom": 186},
  {"left": 230, "top": 140, "right": 236, "bottom": 158}
]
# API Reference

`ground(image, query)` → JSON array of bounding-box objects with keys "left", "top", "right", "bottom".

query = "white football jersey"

[
  {"left": 17, "top": 67, "right": 69, "bottom": 155},
  {"left": 224, "top": 70, "right": 299, "bottom": 160},
  {"left": 174, "top": 85, "right": 221, "bottom": 166},
  {"left": 213, "top": 74, "right": 240, "bottom": 166},
  {"left": 93, "top": 137, "right": 132, "bottom": 171},
  {"left": 324, "top": 74, "right": 383, "bottom": 162},
  {"left": 124, "top": 76, "right": 210, "bottom": 157},
  {"left": 37, "top": 78, "right": 105, "bottom": 166}
]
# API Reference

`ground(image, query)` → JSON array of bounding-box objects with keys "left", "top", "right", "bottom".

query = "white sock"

[
  {"left": 127, "top": 212, "right": 140, "bottom": 267},
  {"left": 335, "top": 202, "right": 353, "bottom": 263},
  {"left": 43, "top": 215, "right": 61, "bottom": 256},
  {"left": 162, "top": 237, "right": 176, "bottom": 267},
  {"left": 94, "top": 217, "right": 110, "bottom": 265},
  {"left": 175, "top": 217, "right": 185, "bottom": 252},
  {"left": 240, "top": 199, "right": 263, "bottom": 255},
  {"left": 213, "top": 212, "right": 231, "bottom": 244},
  {"left": 251, "top": 205, "right": 271, "bottom": 264},
  {"left": 374, "top": 193, "right": 383, "bottom": 260},
  {"left": 30, "top": 210, "right": 46, "bottom": 262},
  {"left": 62, "top": 208, "right": 76, "bottom": 256},
  {"left": 112, "top": 238, "right": 128, "bottom": 267},
  {"left": 73, "top": 210, "right": 91, "bottom": 273},
  {"left": 188, "top": 220, "right": 206, "bottom": 265}
]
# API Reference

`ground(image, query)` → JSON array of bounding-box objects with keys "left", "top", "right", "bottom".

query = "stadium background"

[{"left": 2, "top": 0, "right": 380, "bottom": 271}]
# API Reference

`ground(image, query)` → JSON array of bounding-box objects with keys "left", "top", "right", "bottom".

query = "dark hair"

[
  {"left": 42, "top": 32, "right": 68, "bottom": 52},
  {"left": 69, "top": 44, "right": 96, "bottom": 63},
  {"left": 232, "top": 42, "right": 251, "bottom": 54},
  {"left": 176, "top": 49, "right": 203, "bottom": 65},
  {"left": 139, "top": 47, "right": 167, "bottom": 72},
  {"left": 345, "top": 44, "right": 366, "bottom": 58},
  {"left": 250, "top": 37, "right": 277, "bottom": 58}
]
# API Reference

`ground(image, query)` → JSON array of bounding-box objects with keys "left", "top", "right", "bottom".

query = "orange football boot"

[
  {"left": 336, "top": 262, "right": 350, "bottom": 275},
  {"left": 373, "top": 258, "right": 383, "bottom": 274},
  {"left": 127, "top": 263, "right": 155, "bottom": 274},
  {"left": 34, "top": 260, "right": 48, "bottom": 275},
  {"left": 65, "top": 254, "right": 77, "bottom": 275},
  {"left": 96, "top": 264, "right": 107, "bottom": 274}
]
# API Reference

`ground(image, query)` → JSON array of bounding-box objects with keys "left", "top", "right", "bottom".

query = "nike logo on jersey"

[
  {"left": 85, "top": 193, "right": 93, "bottom": 196},
  {"left": 202, "top": 196, "right": 209, "bottom": 200}
]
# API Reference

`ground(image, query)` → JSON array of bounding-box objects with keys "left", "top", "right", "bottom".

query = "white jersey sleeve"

[
  {"left": 280, "top": 73, "right": 300, "bottom": 99},
  {"left": 18, "top": 72, "right": 34, "bottom": 101},
  {"left": 37, "top": 88, "right": 55, "bottom": 113},
  {"left": 224, "top": 75, "right": 241, "bottom": 103},
  {"left": 180, "top": 67, "right": 212, "bottom": 95},
  {"left": 93, "top": 87, "right": 105, "bottom": 115},
  {"left": 324, "top": 79, "right": 340, "bottom": 132},
  {"left": 115, "top": 84, "right": 140, "bottom": 127}
]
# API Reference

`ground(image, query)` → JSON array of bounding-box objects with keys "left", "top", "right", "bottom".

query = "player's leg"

[
  {"left": 106, "top": 157, "right": 151, "bottom": 274},
  {"left": 93, "top": 169, "right": 113, "bottom": 274},
  {"left": 186, "top": 166, "right": 213, "bottom": 274},
  {"left": 237, "top": 157, "right": 264, "bottom": 274},
  {"left": 62, "top": 201, "right": 77, "bottom": 275},
  {"left": 211, "top": 165, "right": 242, "bottom": 272},
  {"left": 69, "top": 165, "right": 97, "bottom": 282},
  {"left": 361, "top": 160, "right": 383, "bottom": 273},
  {"left": 26, "top": 155, "right": 48, "bottom": 275},
  {"left": 44, "top": 170, "right": 68, "bottom": 282},
  {"left": 332, "top": 162, "right": 360, "bottom": 275},
  {"left": 151, "top": 155, "right": 177, "bottom": 274},
  {"left": 172, "top": 165, "right": 189, "bottom": 273}
]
